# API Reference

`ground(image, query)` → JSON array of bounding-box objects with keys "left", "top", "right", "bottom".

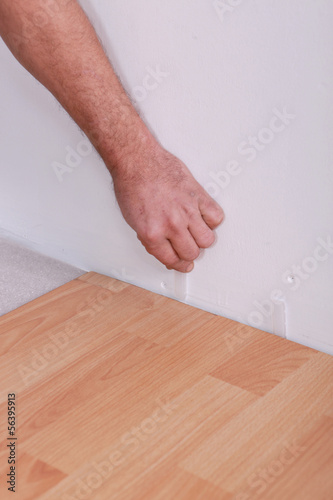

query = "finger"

[
  {"left": 168, "top": 229, "right": 201, "bottom": 262},
  {"left": 188, "top": 213, "right": 216, "bottom": 249},
  {"left": 166, "top": 260, "right": 194, "bottom": 272},
  {"left": 199, "top": 195, "right": 224, "bottom": 230},
  {"left": 139, "top": 236, "right": 194, "bottom": 273}
]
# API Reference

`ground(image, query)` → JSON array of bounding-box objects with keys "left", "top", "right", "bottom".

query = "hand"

[{"left": 111, "top": 144, "right": 224, "bottom": 273}]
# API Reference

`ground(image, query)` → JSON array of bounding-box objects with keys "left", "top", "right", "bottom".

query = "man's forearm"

[
  {"left": 0, "top": 0, "right": 155, "bottom": 173},
  {"left": 0, "top": 0, "right": 224, "bottom": 273}
]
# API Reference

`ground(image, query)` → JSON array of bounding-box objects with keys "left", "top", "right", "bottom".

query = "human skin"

[{"left": 0, "top": 0, "right": 224, "bottom": 273}]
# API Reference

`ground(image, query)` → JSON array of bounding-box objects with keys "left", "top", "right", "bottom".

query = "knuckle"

[
  {"left": 186, "top": 247, "right": 200, "bottom": 261},
  {"left": 184, "top": 205, "right": 198, "bottom": 219},
  {"left": 194, "top": 246, "right": 201, "bottom": 258},
  {"left": 211, "top": 205, "right": 224, "bottom": 225},
  {"left": 143, "top": 227, "right": 164, "bottom": 245},
  {"left": 166, "top": 213, "right": 182, "bottom": 233},
  {"left": 164, "top": 256, "right": 180, "bottom": 268},
  {"left": 200, "top": 231, "right": 215, "bottom": 248}
]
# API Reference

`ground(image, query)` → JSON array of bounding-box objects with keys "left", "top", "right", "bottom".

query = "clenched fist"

[{"left": 112, "top": 144, "right": 224, "bottom": 272}]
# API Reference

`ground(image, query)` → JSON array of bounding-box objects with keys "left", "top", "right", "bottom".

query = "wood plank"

[
  {"left": 211, "top": 333, "right": 313, "bottom": 396},
  {"left": 0, "top": 272, "right": 332, "bottom": 500},
  {"left": 0, "top": 453, "right": 66, "bottom": 500}
]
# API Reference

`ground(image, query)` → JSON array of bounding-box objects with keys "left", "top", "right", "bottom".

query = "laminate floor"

[{"left": 0, "top": 272, "right": 332, "bottom": 499}]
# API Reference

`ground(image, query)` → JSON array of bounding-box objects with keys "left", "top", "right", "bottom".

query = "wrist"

[{"left": 101, "top": 122, "right": 161, "bottom": 177}]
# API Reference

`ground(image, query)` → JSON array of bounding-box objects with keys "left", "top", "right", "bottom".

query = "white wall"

[{"left": 1, "top": 0, "right": 332, "bottom": 354}]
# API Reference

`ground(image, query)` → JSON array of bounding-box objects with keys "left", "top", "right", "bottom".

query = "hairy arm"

[{"left": 0, "top": 0, "right": 224, "bottom": 272}]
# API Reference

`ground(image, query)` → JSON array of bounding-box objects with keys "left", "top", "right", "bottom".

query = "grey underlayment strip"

[{"left": 0, "top": 237, "right": 85, "bottom": 316}]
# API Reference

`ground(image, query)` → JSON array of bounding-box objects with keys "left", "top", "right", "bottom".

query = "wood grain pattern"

[{"left": 0, "top": 271, "right": 332, "bottom": 499}]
